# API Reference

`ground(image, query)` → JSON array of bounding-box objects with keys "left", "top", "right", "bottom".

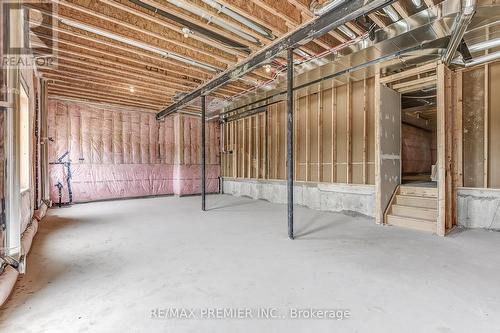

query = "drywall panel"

[{"left": 378, "top": 85, "right": 401, "bottom": 220}]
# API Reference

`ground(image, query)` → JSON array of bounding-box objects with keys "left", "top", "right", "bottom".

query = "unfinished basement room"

[{"left": 1, "top": 0, "right": 500, "bottom": 332}]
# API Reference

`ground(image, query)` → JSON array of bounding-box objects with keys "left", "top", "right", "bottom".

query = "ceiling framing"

[{"left": 27, "top": 0, "right": 441, "bottom": 113}]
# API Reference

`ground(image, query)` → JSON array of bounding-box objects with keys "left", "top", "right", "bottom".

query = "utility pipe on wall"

[
  {"left": 40, "top": 79, "right": 50, "bottom": 204},
  {"left": 201, "top": 95, "right": 206, "bottom": 211},
  {"left": 287, "top": 48, "right": 294, "bottom": 240}
]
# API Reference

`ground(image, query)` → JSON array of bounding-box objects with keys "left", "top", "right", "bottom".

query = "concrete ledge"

[
  {"left": 223, "top": 178, "right": 375, "bottom": 217},
  {"left": 458, "top": 187, "right": 500, "bottom": 229}
]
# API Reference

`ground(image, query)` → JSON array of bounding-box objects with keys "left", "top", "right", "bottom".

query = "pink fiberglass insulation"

[
  {"left": 48, "top": 99, "right": 220, "bottom": 203},
  {"left": 0, "top": 112, "right": 4, "bottom": 244}
]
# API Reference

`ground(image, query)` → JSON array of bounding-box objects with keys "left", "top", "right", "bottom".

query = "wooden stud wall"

[{"left": 221, "top": 78, "right": 376, "bottom": 184}]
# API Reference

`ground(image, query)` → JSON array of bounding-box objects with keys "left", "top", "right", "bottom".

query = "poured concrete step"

[
  {"left": 395, "top": 195, "right": 437, "bottom": 209},
  {"left": 391, "top": 204, "right": 438, "bottom": 221},
  {"left": 399, "top": 186, "right": 437, "bottom": 198},
  {"left": 386, "top": 215, "right": 436, "bottom": 233}
]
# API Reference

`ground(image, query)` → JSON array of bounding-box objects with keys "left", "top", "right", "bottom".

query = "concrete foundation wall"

[
  {"left": 223, "top": 178, "right": 375, "bottom": 217},
  {"left": 457, "top": 188, "right": 500, "bottom": 229}
]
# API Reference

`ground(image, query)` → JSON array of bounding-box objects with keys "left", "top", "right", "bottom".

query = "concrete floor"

[{"left": 1, "top": 195, "right": 500, "bottom": 333}]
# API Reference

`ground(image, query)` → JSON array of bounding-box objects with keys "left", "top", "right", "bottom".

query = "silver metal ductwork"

[
  {"left": 310, "top": 0, "right": 346, "bottom": 16},
  {"left": 442, "top": 0, "right": 477, "bottom": 65},
  {"left": 223, "top": 0, "right": 500, "bottom": 119},
  {"left": 453, "top": 50, "right": 500, "bottom": 67}
]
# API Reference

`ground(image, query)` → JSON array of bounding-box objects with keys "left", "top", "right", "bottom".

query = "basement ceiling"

[{"left": 28, "top": 0, "right": 445, "bottom": 112}]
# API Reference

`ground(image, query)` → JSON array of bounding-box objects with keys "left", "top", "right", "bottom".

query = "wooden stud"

[
  {"left": 274, "top": 104, "right": 279, "bottom": 179},
  {"left": 243, "top": 118, "right": 247, "bottom": 178},
  {"left": 249, "top": 117, "right": 253, "bottom": 178},
  {"left": 265, "top": 109, "right": 269, "bottom": 179},
  {"left": 454, "top": 71, "right": 463, "bottom": 188},
  {"left": 380, "top": 63, "right": 437, "bottom": 84},
  {"left": 346, "top": 80, "right": 352, "bottom": 184},
  {"left": 318, "top": 85, "right": 323, "bottom": 182},
  {"left": 305, "top": 94, "right": 310, "bottom": 181},
  {"left": 374, "top": 71, "right": 382, "bottom": 224},
  {"left": 484, "top": 63, "right": 489, "bottom": 187},
  {"left": 392, "top": 75, "right": 437, "bottom": 92},
  {"left": 293, "top": 92, "right": 298, "bottom": 181},
  {"left": 362, "top": 78, "right": 368, "bottom": 184},
  {"left": 256, "top": 114, "right": 260, "bottom": 179},
  {"left": 232, "top": 121, "right": 237, "bottom": 178},
  {"left": 331, "top": 85, "right": 337, "bottom": 183},
  {"left": 437, "top": 64, "right": 445, "bottom": 234}
]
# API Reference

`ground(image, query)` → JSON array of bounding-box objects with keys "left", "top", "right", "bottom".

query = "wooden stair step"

[
  {"left": 391, "top": 204, "right": 438, "bottom": 221},
  {"left": 396, "top": 195, "right": 437, "bottom": 209},
  {"left": 386, "top": 215, "right": 436, "bottom": 233},
  {"left": 399, "top": 186, "right": 437, "bottom": 198}
]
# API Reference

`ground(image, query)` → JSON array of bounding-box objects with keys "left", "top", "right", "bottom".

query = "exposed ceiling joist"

[{"left": 156, "top": 0, "right": 397, "bottom": 119}]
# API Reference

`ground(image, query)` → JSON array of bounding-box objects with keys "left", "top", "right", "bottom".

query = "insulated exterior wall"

[
  {"left": 0, "top": 111, "right": 4, "bottom": 246},
  {"left": 48, "top": 99, "right": 220, "bottom": 203},
  {"left": 488, "top": 63, "right": 500, "bottom": 188},
  {"left": 462, "top": 67, "right": 485, "bottom": 187},
  {"left": 460, "top": 60, "right": 500, "bottom": 189},
  {"left": 222, "top": 78, "right": 375, "bottom": 185}
]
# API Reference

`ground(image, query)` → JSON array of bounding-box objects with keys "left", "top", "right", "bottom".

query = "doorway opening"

[{"left": 401, "top": 86, "right": 437, "bottom": 188}]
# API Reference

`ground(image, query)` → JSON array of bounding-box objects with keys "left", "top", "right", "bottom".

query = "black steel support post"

[
  {"left": 287, "top": 48, "right": 294, "bottom": 240},
  {"left": 201, "top": 95, "right": 206, "bottom": 211}
]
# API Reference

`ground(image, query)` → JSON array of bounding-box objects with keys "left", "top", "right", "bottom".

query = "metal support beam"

[
  {"left": 287, "top": 48, "right": 294, "bottom": 240},
  {"left": 201, "top": 95, "right": 206, "bottom": 211},
  {"left": 156, "top": 0, "right": 396, "bottom": 120}
]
